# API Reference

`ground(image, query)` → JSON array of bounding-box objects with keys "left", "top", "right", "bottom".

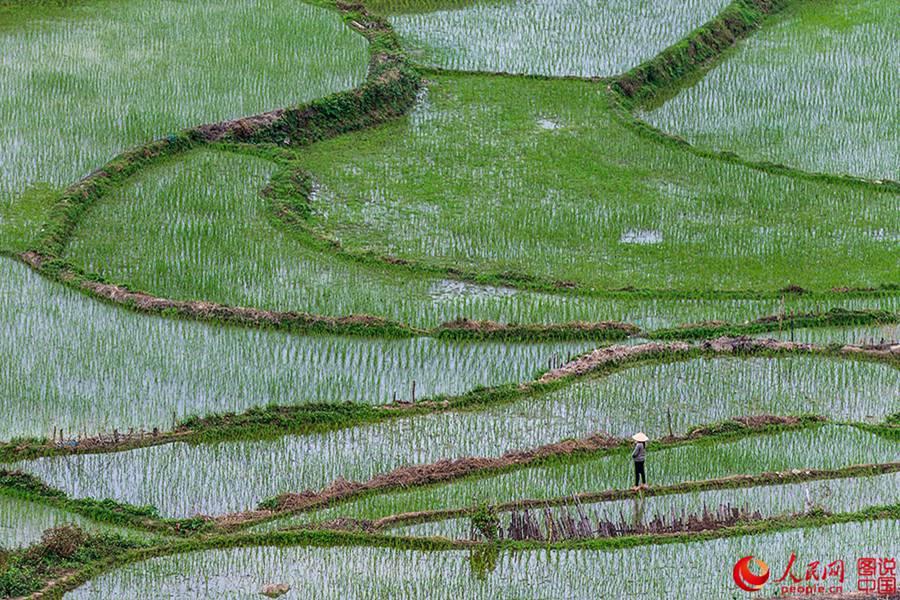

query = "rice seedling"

[
  {"left": 643, "top": 0, "right": 899, "bottom": 179},
  {"left": 0, "top": 0, "right": 368, "bottom": 253},
  {"left": 531, "top": 355, "right": 899, "bottom": 439},
  {"left": 0, "top": 0, "right": 893, "bottom": 593},
  {"left": 377, "top": 0, "right": 729, "bottom": 77},
  {"left": 17, "top": 353, "right": 895, "bottom": 518},
  {"left": 392, "top": 471, "right": 900, "bottom": 539},
  {"left": 67, "top": 520, "right": 900, "bottom": 599},
  {"left": 0, "top": 183, "right": 54, "bottom": 254},
  {"left": 0, "top": 257, "right": 592, "bottom": 441},
  {"left": 292, "top": 425, "right": 897, "bottom": 523},
  {"left": 0, "top": 494, "right": 146, "bottom": 549},
  {"left": 298, "top": 74, "right": 900, "bottom": 293},
  {"left": 752, "top": 323, "right": 900, "bottom": 346},
  {"left": 63, "top": 150, "right": 900, "bottom": 328}
]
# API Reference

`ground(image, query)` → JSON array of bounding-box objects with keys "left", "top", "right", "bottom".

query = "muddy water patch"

[
  {"left": 428, "top": 279, "right": 518, "bottom": 301},
  {"left": 619, "top": 229, "right": 663, "bottom": 245},
  {"left": 536, "top": 117, "right": 562, "bottom": 130}
]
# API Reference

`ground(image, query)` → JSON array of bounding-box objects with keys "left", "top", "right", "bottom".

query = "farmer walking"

[{"left": 631, "top": 432, "right": 648, "bottom": 490}]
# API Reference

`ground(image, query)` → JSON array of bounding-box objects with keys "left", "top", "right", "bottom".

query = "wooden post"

[
  {"left": 779, "top": 294, "right": 784, "bottom": 336},
  {"left": 412, "top": 380, "right": 416, "bottom": 403},
  {"left": 52, "top": 427, "right": 56, "bottom": 442}
]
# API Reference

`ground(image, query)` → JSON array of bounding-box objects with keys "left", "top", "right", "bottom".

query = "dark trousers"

[{"left": 634, "top": 461, "right": 646, "bottom": 486}]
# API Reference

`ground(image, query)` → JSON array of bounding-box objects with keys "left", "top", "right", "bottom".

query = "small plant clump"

[
  {"left": 0, "top": 526, "right": 149, "bottom": 597},
  {"left": 483, "top": 502, "right": 764, "bottom": 542},
  {"left": 470, "top": 502, "right": 500, "bottom": 542}
]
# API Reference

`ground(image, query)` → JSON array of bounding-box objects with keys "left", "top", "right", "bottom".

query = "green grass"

[
  {"left": 18, "top": 352, "right": 894, "bottom": 517},
  {"left": 66, "top": 519, "right": 899, "bottom": 598},
  {"left": 294, "top": 74, "right": 898, "bottom": 293},
  {"left": 643, "top": 0, "right": 899, "bottom": 180},
  {"left": 62, "top": 149, "right": 900, "bottom": 327},
  {"left": 392, "top": 470, "right": 900, "bottom": 538},
  {"left": 284, "top": 425, "right": 897, "bottom": 523},
  {"left": 0, "top": 256, "right": 592, "bottom": 442},
  {"left": 0, "top": 0, "right": 368, "bottom": 252},
  {"left": 376, "top": 0, "right": 729, "bottom": 77},
  {"left": 0, "top": 183, "right": 57, "bottom": 253}
]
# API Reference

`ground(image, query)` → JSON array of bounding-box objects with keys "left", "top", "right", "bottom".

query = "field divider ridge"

[
  {"left": 608, "top": 0, "right": 899, "bottom": 189},
  {"left": 368, "top": 461, "right": 900, "bottom": 531},
  {"left": 2, "top": 409, "right": 860, "bottom": 536},
  {"left": 24, "top": 503, "right": 900, "bottom": 600},
  {"left": 12, "top": 0, "right": 898, "bottom": 340},
  {"left": 2, "top": 337, "right": 896, "bottom": 462}
]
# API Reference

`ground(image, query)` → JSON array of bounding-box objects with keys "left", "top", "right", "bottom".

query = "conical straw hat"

[{"left": 632, "top": 432, "right": 649, "bottom": 442}]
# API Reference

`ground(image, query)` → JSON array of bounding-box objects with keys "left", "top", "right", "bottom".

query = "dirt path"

[{"left": 540, "top": 336, "right": 898, "bottom": 383}]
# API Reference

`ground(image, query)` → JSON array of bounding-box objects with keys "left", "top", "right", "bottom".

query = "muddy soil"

[{"left": 540, "top": 336, "right": 898, "bottom": 383}]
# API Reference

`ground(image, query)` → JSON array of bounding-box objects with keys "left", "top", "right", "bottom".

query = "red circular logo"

[{"left": 734, "top": 556, "right": 770, "bottom": 592}]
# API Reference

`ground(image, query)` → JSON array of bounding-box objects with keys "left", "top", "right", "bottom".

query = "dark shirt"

[{"left": 632, "top": 442, "right": 645, "bottom": 462}]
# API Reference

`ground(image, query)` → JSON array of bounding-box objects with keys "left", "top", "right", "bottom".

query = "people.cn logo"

[{"left": 734, "top": 556, "right": 771, "bottom": 592}]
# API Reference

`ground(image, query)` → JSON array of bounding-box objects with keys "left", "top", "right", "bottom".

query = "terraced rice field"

[
  {"left": 391, "top": 471, "right": 900, "bottom": 538},
  {"left": 373, "top": 0, "right": 729, "bottom": 77},
  {"left": 68, "top": 520, "right": 900, "bottom": 599},
  {"left": 256, "top": 425, "right": 896, "bottom": 526},
  {"left": 1, "top": 0, "right": 897, "bottom": 596},
  {"left": 518, "top": 355, "right": 898, "bottom": 438},
  {"left": 298, "top": 75, "right": 899, "bottom": 293},
  {"left": 0, "top": 0, "right": 367, "bottom": 253},
  {"left": 1, "top": 257, "right": 591, "bottom": 441},
  {"left": 644, "top": 0, "right": 899, "bottom": 180},
  {"left": 14, "top": 358, "right": 896, "bottom": 517},
  {"left": 62, "top": 149, "right": 899, "bottom": 327}
]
